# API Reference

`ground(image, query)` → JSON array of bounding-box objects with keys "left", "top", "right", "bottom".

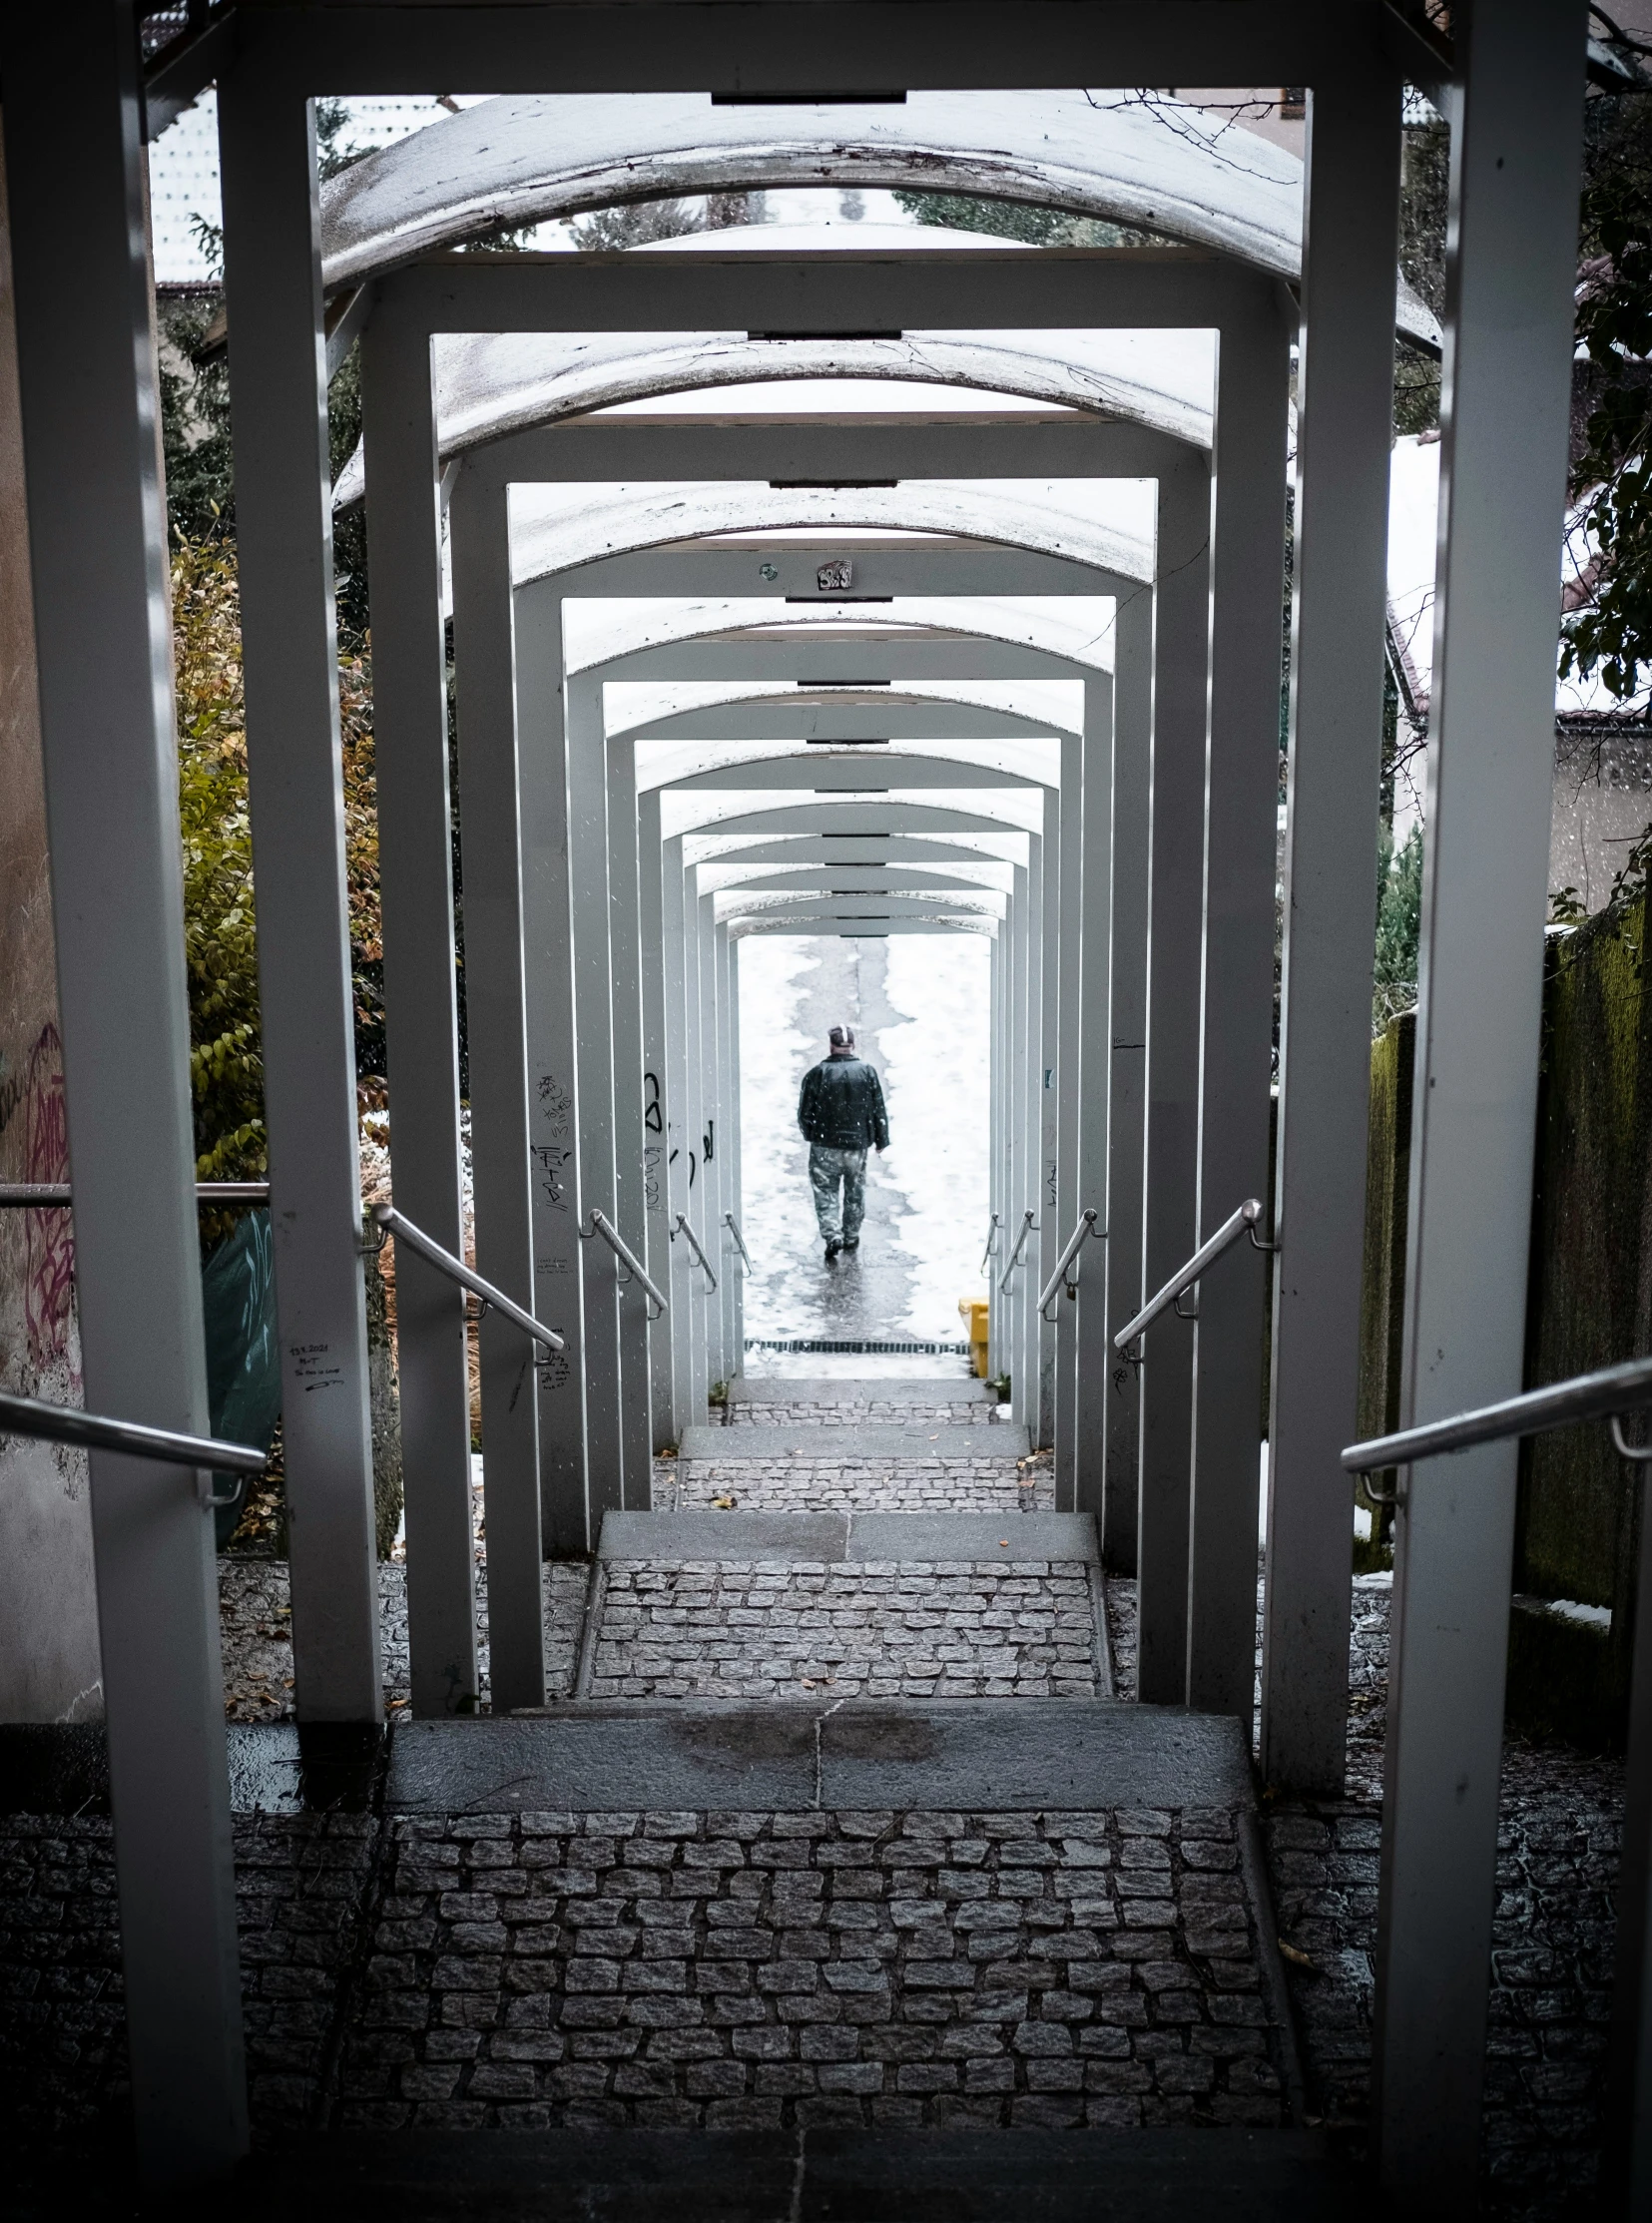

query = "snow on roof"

[
  {"left": 330, "top": 319, "right": 1213, "bottom": 501},
  {"left": 507, "top": 479, "right": 1155, "bottom": 589},
  {"left": 637, "top": 220, "right": 1037, "bottom": 255},
  {"left": 148, "top": 92, "right": 484, "bottom": 285},
  {"left": 315, "top": 89, "right": 1439, "bottom": 348}
]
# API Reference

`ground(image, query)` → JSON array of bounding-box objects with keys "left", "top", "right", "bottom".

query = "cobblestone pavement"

[
  {"left": 0, "top": 1810, "right": 380, "bottom": 2150},
  {"left": 1095, "top": 1562, "right": 1620, "bottom": 2218},
  {"left": 668, "top": 1456, "right": 1054, "bottom": 1514},
  {"left": 588, "top": 1561, "right": 1102, "bottom": 1700},
  {"left": 727, "top": 1397, "right": 1002, "bottom": 1427},
  {"left": 220, "top": 1559, "right": 592, "bottom": 1723},
  {"left": 1263, "top": 1576, "right": 1622, "bottom": 2222},
  {"left": 332, "top": 1805, "right": 1287, "bottom": 2133}
]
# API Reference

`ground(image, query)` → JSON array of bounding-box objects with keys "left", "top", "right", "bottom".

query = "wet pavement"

[{"left": 738, "top": 935, "right": 989, "bottom": 1349}]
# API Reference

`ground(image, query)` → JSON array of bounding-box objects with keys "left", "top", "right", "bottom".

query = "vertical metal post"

[
  {"left": 1055, "top": 726, "right": 1085, "bottom": 1510},
  {"left": 511, "top": 579, "right": 587, "bottom": 1553},
  {"left": 728, "top": 931, "right": 746, "bottom": 1379},
  {"left": 1101, "top": 592, "right": 1154, "bottom": 1568},
  {"left": 1008, "top": 866, "right": 1030, "bottom": 1423},
  {"left": 1074, "top": 669, "right": 1116, "bottom": 1525},
  {"left": 988, "top": 931, "right": 1003, "bottom": 1382},
  {"left": 360, "top": 304, "right": 475, "bottom": 1716},
  {"left": 638, "top": 789, "right": 676, "bottom": 1449},
  {"left": 698, "top": 892, "right": 729, "bottom": 1392},
  {"left": 663, "top": 834, "right": 698, "bottom": 1430},
  {"left": 607, "top": 726, "right": 653, "bottom": 1499},
  {"left": 2, "top": 4, "right": 247, "bottom": 2174},
  {"left": 1616, "top": 1488, "right": 1652, "bottom": 2206},
  {"left": 1136, "top": 455, "right": 1214, "bottom": 1703},
  {"left": 1373, "top": 7, "right": 1588, "bottom": 2202},
  {"left": 447, "top": 471, "right": 542, "bottom": 1711},
  {"left": 1187, "top": 305, "right": 1293, "bottom": 1719},
  {"left": 217, "top": 71, "right": 380, "bottom": 1720},
  {"left": 565, "top": 672, "right": 625, "bottom": 1518},
  {"left": 1262, "top": 68, "right": 1404, "bottom": 1791},
  {"left": 1037, "top": 790, "right": 1061, "bottom": 1451},
  {"left": 717, "top": 923, "right": 739, "bottom": 1382}
]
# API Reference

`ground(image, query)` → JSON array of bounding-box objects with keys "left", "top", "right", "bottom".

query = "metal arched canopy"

[
  {"left": 641, "top": 736, "right": 1060, "bottom": 797},
  {"left": 611, "top": 681, "right": 1082, "bottom": 746},
  {"left": 698, "top": 834, "right": 1023, "bottom": 872},
  {"left": 666, "top": 781, "right": 1046, "bottom": 842},
  {"left": 332, "top": 322, "right": 1213, "bottom": 502},
  {"left": 563, "top": 597, "right": 1121, "bottom": 677},
  {"left": 506, "top": 480, "right": 1156, "bottom": 589},
  {"left": 678, "top": 798, "right": 1034, "bottom": 852},
  {"left": 701, "top": 863, "right": 1013, "bottom": 898},
  {"left": 733, "top": 915, "right": 997, "bottom": 940},
  {"left": 317, "top": 89, "right": 1439, "bottom": 351}
]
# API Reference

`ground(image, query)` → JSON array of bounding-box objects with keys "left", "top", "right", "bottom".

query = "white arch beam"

[{"left": 318, "top": 88, "right": 1437, "bottom": 351}]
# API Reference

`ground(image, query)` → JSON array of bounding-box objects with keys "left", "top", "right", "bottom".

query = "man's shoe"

[
  {"left": 825, "top": 1238, "right": 843, "bottom": 1260},
  {"left": 842, "top": 1237, "right": 859, "bottom": 1251}
]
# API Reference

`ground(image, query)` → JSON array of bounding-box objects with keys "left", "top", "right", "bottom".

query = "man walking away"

[{"left": 798, "top": 1024, "right": 889, "bottom": 1261}]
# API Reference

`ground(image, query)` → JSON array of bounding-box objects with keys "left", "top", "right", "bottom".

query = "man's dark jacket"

[{"left": 798, "top": 1052, "right": 889, "bottom": 1151}]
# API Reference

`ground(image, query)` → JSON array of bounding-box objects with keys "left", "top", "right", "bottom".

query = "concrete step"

[
  {"left": 598, "top": 1509, "right": 1097, "bottom": 1564},
  {"left": 730, "top": 1375, "right": 995, "bottom": 1404},
  {"left": 11, "top": 1700, "right": 1250, "bottom": 1820},
  {"left": 390, "top": 1698, "right": 1251, "bottom": 1815},
  {"left": 679, "top": 1422, "right": 1031, "bottom": 1462},
  {"left": 230, "top": 2126, "right": 1382, "bottom": 2221}
]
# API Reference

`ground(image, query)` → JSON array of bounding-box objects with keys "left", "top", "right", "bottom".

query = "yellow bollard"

[{"left": 958, "top": 1296, "right": 989, "bottom": 1379}]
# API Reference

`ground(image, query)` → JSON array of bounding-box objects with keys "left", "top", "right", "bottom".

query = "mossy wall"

[
  {"left": 1351, "top": 924, "right": 1652, "bottom": 1744},
  {"left": 1355, "top": 1013, "right": 1413, "bottom": 1560},
  {"left": 1517, "top": 905, "right": 1651, "bottom": 1658}
]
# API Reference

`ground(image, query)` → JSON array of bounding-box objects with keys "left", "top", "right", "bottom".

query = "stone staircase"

[{"left": 5, "top": 1374, "right": 1389, "bottom": 2217}]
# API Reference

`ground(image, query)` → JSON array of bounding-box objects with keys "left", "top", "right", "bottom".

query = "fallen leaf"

[
  {"left": 999, "top": 1539, "right": 1010, "bottom": 1547},
  {"left": 1278, "top": 1940, "right": 1317, "bottom": 1970}
]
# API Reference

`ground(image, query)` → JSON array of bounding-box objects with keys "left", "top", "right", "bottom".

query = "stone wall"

[{"left": 0, "top": 129, "right": 102, "bottom": 1724}]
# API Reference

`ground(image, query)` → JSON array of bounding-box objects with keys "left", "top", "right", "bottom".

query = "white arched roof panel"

[
  {"left": 561, "top": 596, "right": 1121, "bottom": 675},
  {"left": 318, "top": 90, "right": 1438, "bottom": 349},
  {"left": 663, "top": 783, "right": 1046, "bottom": 840},
  {"left": 680, "top": 800, "right": 1033, "bottom": 855},
  {"left": 637, "top": 735, "right": 1060, "bottom": 795},
  {"left": 606, "top": 677, "right": 1085, "bottom": 739},
  {"left": 508, "top": 480, "right": 1156, "bottom": 587},
  {"left": 332, "top": 323, "right": 1214, "bottom": 501}
]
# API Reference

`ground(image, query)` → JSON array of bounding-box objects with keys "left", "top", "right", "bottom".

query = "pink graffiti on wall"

[{"left": 23, "top": 1023, "right": 74, "bottom": 1372}]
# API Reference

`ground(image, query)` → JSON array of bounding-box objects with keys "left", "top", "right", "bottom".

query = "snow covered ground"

[{"left": 737, "top": 934, "right": 991, "bottom": 1364}]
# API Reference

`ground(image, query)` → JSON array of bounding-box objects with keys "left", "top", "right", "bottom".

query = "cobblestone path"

[
  {"left": 331, "top": 1805, "right": 1283, "bottom": 2133},
  {"left": 0, "top": 1373, "right": 1622, "bottom": 2213},
  {"left": 587, "top": 1560, "right": 1102, "bottom": 1700}
]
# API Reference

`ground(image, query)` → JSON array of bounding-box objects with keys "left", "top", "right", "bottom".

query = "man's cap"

[{"left": 829, "top": 1025, "right": 855, "bottom": 1049}]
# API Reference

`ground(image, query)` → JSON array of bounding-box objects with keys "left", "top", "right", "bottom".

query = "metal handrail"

[
  {"left": 586, "top": 1208, "right": 668, "bottom": 1318},
  {"left": 997, "top": 1209, "right": 1037, "bottom": 1296},
  {"left": 0, "top": 1388, "right": 266, "bottom": 1504},
  {"left": 1037, "top": 1209, "right": 1104, "bottom": 1320},
  {"left": 372, "top": 1203, "right": 565, "bottom": 1352},
  {"left": 0, "top": 1182, "right": 272, "bottom": 1206},
  {"left": 674, "top": 1213, "right": 719, "bottom": 1294},
  {"left": 724, "top": 1212, "right": 755, "bottom": 1272},
  {"left": 978, "top": 1212, "right": 1001, "bottom": 1275},
  {"left": 1342, "top": 1353, "right": 1652, "bottom": 1478},
  {"left": 1112, "top": 1198, "right": 1272, "bottom": 1353}
]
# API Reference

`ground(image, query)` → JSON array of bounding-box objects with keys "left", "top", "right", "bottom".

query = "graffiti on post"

[{"left": 23, "top": 1024, "right": 73, "bottom": 1373}]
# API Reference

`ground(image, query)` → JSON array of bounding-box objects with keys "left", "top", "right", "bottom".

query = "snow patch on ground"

[{"left": 876, "top": 936, "right": 993, "bottom": 1340}]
